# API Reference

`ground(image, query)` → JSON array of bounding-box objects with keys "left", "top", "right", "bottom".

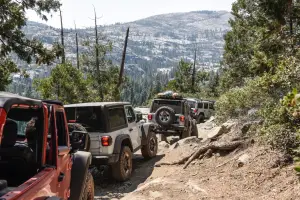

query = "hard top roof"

[
  {"left": 0, "top": 92, "right": 42, "bottom": 112},
  {"left": 64, "top": 102, "right": 131, "bottom": 108}
]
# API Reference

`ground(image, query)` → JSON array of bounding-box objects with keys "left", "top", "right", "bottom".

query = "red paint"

[
  {"left": 42, "top": 104, "right": 48, "bottom": 165},
  {"left": 0, "top": 108, "right": 7, "bottom": 144}
]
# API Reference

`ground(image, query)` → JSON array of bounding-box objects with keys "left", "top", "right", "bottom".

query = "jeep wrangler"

[
  {"left": 0, "top": 92, "right": 94, "bottom": 200},
  {"left": 148, "top": 94, "right": 198, "bottom": 139},
  {"left": 64, "top": 102, "right": 158, "bottom": 181},
  {"left": 186, "top": 98, "right": 215, "bottom": 123}
]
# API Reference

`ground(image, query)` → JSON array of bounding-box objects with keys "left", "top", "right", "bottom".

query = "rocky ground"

[{"left": 94, "top": 118, "right": 300, "bottom": 200}]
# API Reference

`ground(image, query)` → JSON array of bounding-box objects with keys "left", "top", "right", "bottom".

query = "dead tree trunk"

[
  {"left": 74, "top": 22, "right": 80, "bottom": 70},
  {"left": 114, "top": 27, "right": 129, "bottom": 101},
  {"left": 92, "top": 5, "right": 103, "bottom": 100},
  {"left": 118, "top": 27, "right": 129, "bottom": 88},
  {"left": 59, "top": 8, "right": 65, "bottom": 64},
  {"left": 192, "top": 49, "right": 196, "bottom": 93}
]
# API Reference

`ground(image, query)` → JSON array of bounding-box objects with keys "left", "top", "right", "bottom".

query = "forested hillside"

[{"left": 7, "top": 10, "right": 231, "bottom": 105}]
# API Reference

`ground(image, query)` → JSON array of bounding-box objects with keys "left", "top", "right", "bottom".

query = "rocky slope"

[{"left": 94, "top": 119, "right": 300, "bottom": 200}]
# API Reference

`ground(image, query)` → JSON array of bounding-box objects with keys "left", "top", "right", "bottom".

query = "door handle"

[
  {"left": 58, "top": 172, "right": 65, "bottom": 182},
  {"left": 129, "top": 128, "right": 133, "bottom": 132}
]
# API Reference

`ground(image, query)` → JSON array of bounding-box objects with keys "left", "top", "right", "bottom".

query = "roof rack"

[{"left": 156, "top": 91, "right": 183, "bottom": 100}]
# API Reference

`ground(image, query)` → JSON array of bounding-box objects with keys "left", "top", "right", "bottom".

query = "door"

[
  {"left": 52, "top": 105, "right": 72, "bottom": 198},
  {"left": 125, "top": 106, "right": 140, "bottom": 150}
]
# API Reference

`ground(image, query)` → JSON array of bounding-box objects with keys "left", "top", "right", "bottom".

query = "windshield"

[
  {"left": 65, "top": 106, "right": 104, "bottom": 132},
  {"left": 151, "top": 100, "right": 183, "bottom": 113}
]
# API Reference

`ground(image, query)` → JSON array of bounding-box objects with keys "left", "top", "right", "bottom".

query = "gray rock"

[
  {"left": 169, "top": 142, "right": 179, "bottom": 150},
  {"left": 159, "top": 141, "right": 170, "bottom": 149}
]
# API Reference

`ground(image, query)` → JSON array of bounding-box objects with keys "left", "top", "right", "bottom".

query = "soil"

[{"left": 94, "top": 120, "right": 300, "bottom": 200}]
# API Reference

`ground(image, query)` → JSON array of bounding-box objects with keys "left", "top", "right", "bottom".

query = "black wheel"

[
  {"left": 199, "top": 113, "right": 205, "bottom": 123},
  {"left": 81, "top": 171, "right": 94, "bottom": 200},
  {"left": 142, "top": 131, "right": 158, "bottom": 159},
  {"left": 155, "top": 106, "right": 176, "bottom": 127},
  {"left": 191, "top": 119, "right": 198, "bottom": 137},
  {"left": 112, "top": 146, "right": 132, "bottom": 181}
]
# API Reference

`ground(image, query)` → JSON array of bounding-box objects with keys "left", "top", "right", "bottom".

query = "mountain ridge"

[{"left": 18, "top": 10, "right": 232, "bottom": 80}]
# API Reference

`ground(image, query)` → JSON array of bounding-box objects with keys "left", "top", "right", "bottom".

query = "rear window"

[
  {"left": 151, "top": 100, "right": 183, "bottom": 113},
  {"left": 198, "top": 102, "right": 203, "bottom": 108},
  {"left": 65, "top": 106, "right": 104, "bottom": 132}
]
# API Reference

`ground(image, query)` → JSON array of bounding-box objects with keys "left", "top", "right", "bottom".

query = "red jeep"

[{"left": 0, "top": 92, "right": 94, "bottom": 200}]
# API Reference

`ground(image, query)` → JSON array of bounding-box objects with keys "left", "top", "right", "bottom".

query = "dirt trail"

[{"left": 94, "top": 120, "right": 300, "bottom": 200}]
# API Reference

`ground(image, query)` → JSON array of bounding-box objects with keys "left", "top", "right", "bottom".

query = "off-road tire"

[
  {"left": 199, "top": 113, "right": 205, "bottom": 123},
  {"left": 155, "top": 106, "right": 176, "bottom": 127},
  {"left": 181, "top": 122, "right": 192, "bottom": 139},
  {"left": 112, "top": 146, "right": 133, "bottom": 181},
  {"left": 81, "top": 171, "right": 94, "bottom": 200},
  {"left": 141, "top": 131, "right": 158, "bottom": 159},
  {"left": 191, "top": 119, "right": 198, "bottom": 137}
]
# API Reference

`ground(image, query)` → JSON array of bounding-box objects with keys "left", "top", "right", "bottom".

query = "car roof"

[
  {"left": 64, "top": 102, "right": 131, "bottom": 108},
  {"left": 0, "top": 92, "right": 43, "bottom": 112}
]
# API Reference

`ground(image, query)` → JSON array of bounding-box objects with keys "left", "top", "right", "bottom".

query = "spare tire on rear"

[{"left": 155, "top": 106, "right": 175, "bottom": 127}]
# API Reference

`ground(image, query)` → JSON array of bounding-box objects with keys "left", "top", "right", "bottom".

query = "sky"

[{"left": 26, "top": 0, "right": 236, "bottom": 28}]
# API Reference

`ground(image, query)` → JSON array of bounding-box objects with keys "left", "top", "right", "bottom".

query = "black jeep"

[{"left": 148, "top": 97, "right": 198, "bottom": 139}]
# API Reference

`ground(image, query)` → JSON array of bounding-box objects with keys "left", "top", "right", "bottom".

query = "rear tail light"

[
  {"left": 68, "top": 120, "right": 76, "bottom": 123},
  {"left": 179, "top": 116, "right": 185, "bottom": 122},
  {"left": 101, "top": 136, "right": 112, "bottom": 146},
  {"left": 193, "top": 109, "right": 197, "bottom": 113},
  {"left": 148, "top": 114, "right": 153, "bottom": 120}
]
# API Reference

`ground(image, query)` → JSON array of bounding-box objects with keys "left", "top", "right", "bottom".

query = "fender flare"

[
  {"left": 140, "top": 123, "right": 155, "bottom": 146},
  {"left": 69, "top": 151, "right": 92, "bottom": 200},
  {"left": 112, "top": 134, "right": 133, "bottom": 154}
]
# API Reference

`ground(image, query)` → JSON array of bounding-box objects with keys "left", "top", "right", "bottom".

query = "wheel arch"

[
  {"left": 113, "top": 134, "right": 133, "bottom": 154},
  {"left": 69, "top": 151, "right": 92, "bottom": 200}
]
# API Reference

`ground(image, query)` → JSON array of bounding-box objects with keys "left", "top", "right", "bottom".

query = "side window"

[
  {"left": 209, "top": 103, "right": 214, "bottom": 110},
  {"left": 125, "top": 106, "right": 136, "bottom": 123},
  {"left": 198, "top": 102, "right": 203, "bottom": 109},
  {"left": 204, "top": 103, "right": 209, "bottom": 109},
  {"left": 108, "top": 107, "right": 127, "bottom": 130},
  {"left": 56, "top": 111, "right": 67, "bottom": 146}
]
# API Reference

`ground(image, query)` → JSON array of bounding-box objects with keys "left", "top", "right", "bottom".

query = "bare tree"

[
  {"left": 74, "top": 21, "right": 80, "bottom": 70},
  {"left": 59, "top": 8, "right": 65, "bottom": 64}
]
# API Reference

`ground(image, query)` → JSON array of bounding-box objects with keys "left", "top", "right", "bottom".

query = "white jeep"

[
  {"left": 64, "top": 102, "right": 158, "bottom": 181},
  {"left": 186, "top": 98, "right": 215, "bottom": 123}
]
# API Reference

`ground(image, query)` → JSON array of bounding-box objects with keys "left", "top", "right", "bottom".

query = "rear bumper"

[
  {"left": 91, "top": 154, "right": 119, "bottom": 165},
  {"left": 153, "top": 125, "right": 185, "bottom": 135}
]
